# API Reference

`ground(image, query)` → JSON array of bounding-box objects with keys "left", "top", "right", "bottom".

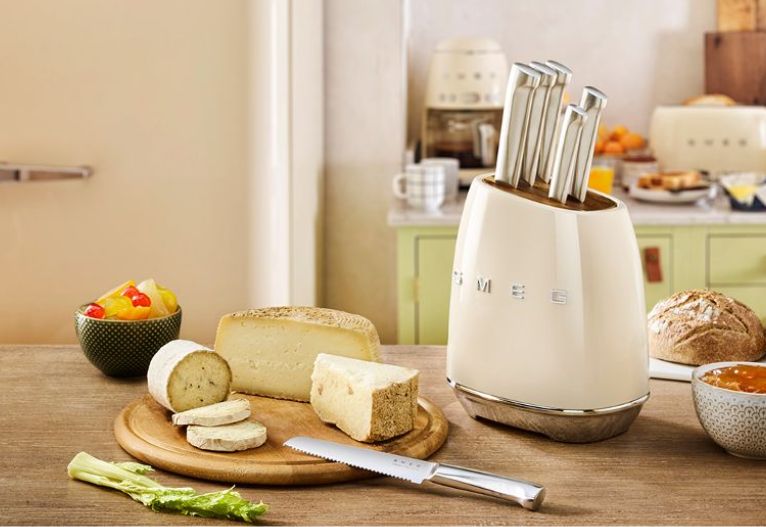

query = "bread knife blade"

[{"left": 284, "top": 436, "right": 545, "bottom": 510}]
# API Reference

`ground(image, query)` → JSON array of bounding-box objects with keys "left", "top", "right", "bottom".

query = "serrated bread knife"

[{"left": 284, "top": 436, "right": 545, "bottom": 510}]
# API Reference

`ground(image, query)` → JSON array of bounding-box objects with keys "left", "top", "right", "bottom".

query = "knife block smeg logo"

[
  {"left": 453, "top": 270, "right": 569, "bottom": 305},
  {"left": 476, "top": 275, "right": 491, "bottom": 293}
]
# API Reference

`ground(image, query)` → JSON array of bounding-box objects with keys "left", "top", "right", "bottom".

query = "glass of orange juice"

[{"left": 588, "top": 165, "right": 615, "bottom": 194}]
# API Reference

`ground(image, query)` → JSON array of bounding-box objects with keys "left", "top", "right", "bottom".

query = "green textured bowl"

[{"left": 74, "top": 305, "right": 182, "bottom": 377}]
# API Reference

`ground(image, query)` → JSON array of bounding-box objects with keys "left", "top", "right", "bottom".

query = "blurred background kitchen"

[{"left": 3, "top": 0, "right": 765, "bottom": 345}]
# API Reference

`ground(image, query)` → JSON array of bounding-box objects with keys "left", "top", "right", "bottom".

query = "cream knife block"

[{"left": 446, "top": 176, "right": 650, "bottom": 442}]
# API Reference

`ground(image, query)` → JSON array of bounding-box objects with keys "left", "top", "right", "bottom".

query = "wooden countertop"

[{"left": 2, "top": 345, "right": 765, "bottom": 525}]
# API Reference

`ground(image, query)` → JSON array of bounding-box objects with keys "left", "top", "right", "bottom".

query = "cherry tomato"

[
  {"left": 130, "top": 292, "right": 151, "bottom": 307},
  {"left": 122, "top": 285, "right": 140, "bottom": 298},
  {"left": 83, "top": 303, "right": 106, "bottom": 319}
]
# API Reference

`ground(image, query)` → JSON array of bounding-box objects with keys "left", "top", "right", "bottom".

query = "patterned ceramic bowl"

[
  {"left": 692, "top": 361, "right": 766, "bottom": 459},
  {"left": 74, "top": 305, "right": 182, "bottom": 377}
]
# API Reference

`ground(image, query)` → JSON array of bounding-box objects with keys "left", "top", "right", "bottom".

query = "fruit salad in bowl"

[
  {"left": 75, "top": 279, "right": 182, "bottom": 377},
  {"left": 83, "top": 279, "right": 178, "bottom": 320}
]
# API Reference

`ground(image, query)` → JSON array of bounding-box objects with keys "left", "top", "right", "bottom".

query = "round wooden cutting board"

[{"left": 114, "top": 394, "right": 448, "bottom": 485}]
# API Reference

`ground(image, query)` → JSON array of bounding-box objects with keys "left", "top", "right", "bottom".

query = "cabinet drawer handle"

[{"left": 644, "top": 246, "right": 663, "bottom": 283}]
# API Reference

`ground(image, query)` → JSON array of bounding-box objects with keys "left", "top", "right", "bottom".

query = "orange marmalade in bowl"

[{"left": 701, "top": 364, "right": 766, "bottom": 394}]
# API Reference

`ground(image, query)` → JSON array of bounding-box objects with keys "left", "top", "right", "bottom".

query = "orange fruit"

[
  {"left": 610, "top": 125, "right": 628, "bottom": 141},
  {"left": 603, "top": 140, "right": 625, "bottom": 155},
  {"left": 598, "top": 125, "right": 610, "bottom": 141},
  {"left": 620, "top": 132, "right": 645, "bottom": 151},
  {"left": 594, "top": 138, "right": 606, "bottom": 155}
]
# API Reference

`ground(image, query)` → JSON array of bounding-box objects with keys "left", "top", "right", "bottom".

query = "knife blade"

[
  {"left": 494, "top": 63, "right": 541, "bottom": 187},
  {"left": 540, "top": 61, "right": 573, "bottom": 183},
  {"left": 284, "top": 436, "right": 545, "bottom": 511},
  {"left": 571, "top": 86, "right": 608, "bottom": 202},
  {"left": 522, "top": 61, "right": 557, "bottom": 187},
  {"left": 548, "top": 104, "right": 588, "bottom": 203}
]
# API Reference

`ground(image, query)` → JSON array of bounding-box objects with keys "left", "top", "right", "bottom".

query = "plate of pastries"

[{"left": 629, "top": 170, "right": 712, "bottom": 204}]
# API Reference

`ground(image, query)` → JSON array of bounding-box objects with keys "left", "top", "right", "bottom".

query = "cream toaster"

[{"left": 447, "top": 62, "right": 650, "bottom": 443}]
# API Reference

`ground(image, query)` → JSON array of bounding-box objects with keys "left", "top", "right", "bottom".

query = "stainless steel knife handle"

[
  {"left": 522, "top": 62, "right": 556, "bottom": 187},
  {"left": 540, "top": 60, "right": 573, "bottom": 183},
  {"left": 572, "top": 86, "right": 608, "bottom": 202},
  {"left": 495, "top": 63, "right": 541, "bottom": 187},
  {"left": 427, "top": 463, "right": 546, "bottom": 511},
  {"left": 548, "top": 104, "right": 588, "bottom": 204}
]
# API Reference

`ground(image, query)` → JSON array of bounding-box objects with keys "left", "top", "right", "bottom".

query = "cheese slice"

[
  {"left": 310, "top": 353, "right": 419, "bottom": 442},
  {"left": 147, "top": 340, "right": 232, "bottom": 412},
  {"left": 186, "top": 420, "right": 267, "bottom": 452},
  {"left": 214, "top": 307, "right": 380, "bottom": 401},
  {"left": 171, "top": 398, "right": 251, "bottom": 427}
]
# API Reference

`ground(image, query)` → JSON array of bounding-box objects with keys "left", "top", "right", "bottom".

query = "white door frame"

[{"left": 247, "top": 0, "right": 323, "bottom": 307}]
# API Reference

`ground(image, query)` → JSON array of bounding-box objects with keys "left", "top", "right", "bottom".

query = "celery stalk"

[{"left": 67, "top": 452, "right": 267, "bottom": 523}]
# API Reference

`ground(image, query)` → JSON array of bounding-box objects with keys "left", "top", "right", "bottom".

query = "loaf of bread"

[{"left": 648, "top": 289, "right": 766, "bottom": 365}]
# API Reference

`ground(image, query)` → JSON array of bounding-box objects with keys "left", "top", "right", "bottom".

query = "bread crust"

[{"left": 648, "top": 290, "right": 766, "bottom": 365}]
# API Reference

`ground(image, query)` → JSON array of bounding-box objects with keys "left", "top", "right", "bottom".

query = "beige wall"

[
  {"left": 323, "top": 0, "right": 715, "bottom": 343},
  {"left": 0, "top": 0, "right": 250, "bottom": 344},
  {"left": 407, "top": 0, "right": 716, "bottom": 140},
  {"left": 323, "top": 0, "right": 407, "bottom": 343}
]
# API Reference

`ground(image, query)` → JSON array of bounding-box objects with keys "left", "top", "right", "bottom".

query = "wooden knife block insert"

[
  {"left": 484, "top": 176, "right": 617, "bottom": 212},
  {"left": 705, "top": 31, "right": 766, "bottom": 104}
]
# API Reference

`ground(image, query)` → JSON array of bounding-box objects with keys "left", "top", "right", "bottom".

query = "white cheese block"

[
  {"left": 310, "top": 353, "right": 419, "bottom": 442},
  {"left": 186, "top": 420, "right": 267, "bottom": 452},
  {"left": 147, "top": 339, "right": 232, "bottom": 412},
  {"left": 214, "top": 307, "right": 381, "bottom": 401},
  {"left": 171, "top": 398, "right": 251, "bottom": 426}
]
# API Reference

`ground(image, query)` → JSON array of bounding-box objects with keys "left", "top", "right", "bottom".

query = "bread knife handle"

[{"left": 427, "top": 463, "right": 546, "bottom": 511}]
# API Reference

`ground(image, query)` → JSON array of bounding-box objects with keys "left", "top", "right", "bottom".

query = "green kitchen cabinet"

[
  {"left": 395, "top": 223, "right": 766, "bottom": 345},
  {"left": 396, "top": 227, "right": 457, "bottom": 345}
]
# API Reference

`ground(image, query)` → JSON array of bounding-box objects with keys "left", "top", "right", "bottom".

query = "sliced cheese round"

[
  {"left": 186, "top": 420, "right": 267, "bottom": 452},
  {"left": 171, "top": 398, "right": 251, "bottom": 427},
  {"left": 147, "top": 339, "right": 232, "bottom": 412}
]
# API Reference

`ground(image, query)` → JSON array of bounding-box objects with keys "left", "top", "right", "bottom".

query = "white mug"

[
  {"left": 392, "top": 164, "right": 446, "bottom": 212},
  {"left": 421, "top": 157, "right": 460, "bottom": 202}
]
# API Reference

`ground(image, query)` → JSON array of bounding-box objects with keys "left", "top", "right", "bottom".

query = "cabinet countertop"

[
  {"left": 2, "top": 344, "right": 765, "bottom": 525},
  {"left": 388, "top": 187, "right": 766, "bottom": 228}
]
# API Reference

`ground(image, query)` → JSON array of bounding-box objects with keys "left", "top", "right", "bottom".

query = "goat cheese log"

[
  {"left": 186, "top": 420, "right": 268, "bottom": 452},
  {"left": 147, "top": 339, "right": 232, "bottom": 412},
  {"left": 215, "top": 307, "right": 381, "bottom": 401},
  {"left": 310, "top": 353, "right": 419, "bottom": 442},
  {"left": 171, "top": 398, "right": 251, "bottom": 427}
]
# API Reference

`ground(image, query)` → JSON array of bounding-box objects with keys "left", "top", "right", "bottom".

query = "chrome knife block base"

[{"left": 450, "top": 380, "right": 649, "bottom": 443}]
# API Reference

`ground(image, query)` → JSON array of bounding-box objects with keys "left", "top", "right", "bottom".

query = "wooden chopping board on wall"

[{"left": 114, "top": 394, "right": 448, "bottom": 485}]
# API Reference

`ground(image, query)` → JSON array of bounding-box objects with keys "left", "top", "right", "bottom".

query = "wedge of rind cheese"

[
  {"left": 214, "top": 307, "right": 381, "bottom": 401},
  {"left": 171, "top": 398, "right": 251, "bottom": 427},
  {"left": 310, "top": 353, "right": 419, "bottom": 442},
  {"left": 147, "top": 340, "right": 232, "bottom": 412},
  {"left": 187, "top": 420, "right": 267, "bottom": 452}
]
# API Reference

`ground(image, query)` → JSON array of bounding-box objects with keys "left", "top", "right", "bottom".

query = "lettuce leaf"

[{"left": 67, "top": 452, "right": 267, "bottom": 523}]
